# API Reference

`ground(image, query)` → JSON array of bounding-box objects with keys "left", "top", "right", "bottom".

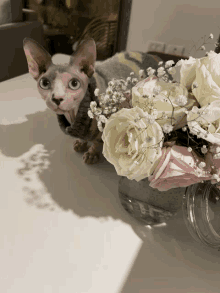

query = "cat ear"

[
  {"left": 23, "top": 38, "right": 52, "bottom": 80},
  {"left": 70, "top": 38, "right": 96, "bottom": 78}
]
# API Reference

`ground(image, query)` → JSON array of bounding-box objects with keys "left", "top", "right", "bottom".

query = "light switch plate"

[
  {"left": 147, "top": 41, "right": 166, "bottom": 53},
  {"left": 165, "top": 44, "right": 185, "bottom": 56}
]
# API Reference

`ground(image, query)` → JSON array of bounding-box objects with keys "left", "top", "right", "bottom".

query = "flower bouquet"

[
  {"left": 86, "top": 34, "right": 220, "bottom": 248},
  {"left": 88, "top": 33, "right": 220, "bottom": 193}
]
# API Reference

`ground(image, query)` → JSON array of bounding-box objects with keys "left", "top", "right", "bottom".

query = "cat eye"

[
  {"left": 69, "top": 78, "right": 81, "bottom": 90},
  {"left": 39, "top": 78, "right": 51, "bottom": 90}
]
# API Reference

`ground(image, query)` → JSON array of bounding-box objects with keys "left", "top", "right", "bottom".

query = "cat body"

[{"left": 23, "top": 38, "right": 161, "bottom": 164}]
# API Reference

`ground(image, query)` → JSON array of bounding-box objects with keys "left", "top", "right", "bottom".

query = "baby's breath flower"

[
  {"left": 139, "top": 69, "right": 144, "bottom": 78},
  {"left": 132, "top": 78, "right": 138, "bottom": 84},
  {"left": 143, "top": 113, "right": 155, "bottom": 124},
  {"left": 106, "top": 87, "right": 113, "bottom": 95},
  {"left": 187, "top": 147, "right": 192, "bottom": 152},
  {"left": 182, "top": 126, "right": 187, "bottom": 131},
  {"left": 197, "top": 132, "right": 205, "bottom": 139},
  {"left": 161, "top": 90, "right": 168, "bottom": 97},
  {"left": 161, "top": 74, "right": 169, "bottom": 82},
  {"left": 126, "top": 76, "right": 132, "bottom": 83},
  {"left": 165, "top": 60, "right": 175, "bottom": 68},
  {"left": 94, "top": 88, "right": 99, "bottom": 96},
  {"left": 212, "top": 174, "right": 220, "bottom": 181},
  {"left": 153, "top": 85, "right": 162, "bottom": 95},
  {"left": 214, "top": 153, "right": 220, "bottom": 159},
  {"left": 191, "top": 106, "right": 199, "bottom": 114},
  {"left": 111, "top": 107, "right": 117, "bottom": 113},
  {"left": 167, "top": 67, "right": 176, "bottom": 75},
  {"left": 210, "top": 145, "right": 220, "bottom": 153},
  {"left": 162, "top": 123, "right": 174, "bottom": 134},
  {"left": 98, "top": 115, "right": 108, "bottom": 123},
  {"left": 88, "top": 110, "right": 94, "bottom": 119},
  {"left": 200, "top": 45, "right": 205, "bottom": 51},
  {"left": 94, "top": 108, "right": 102, "bottom": 115},
  {"left": 198, "top": 162, "right": 206, "bottom": 168},
  {"left": 175, "top": 95, "right": 188, "bottom": 106},
  {"left": 151, "top": 109, "right": 158, "bottom": 118},
  {"left": 90, "top": 101, "right": 97, "bottom": 109},
  {"left": 157, "top": 67, "right": 166, "bottom": 78},
  {"left": 97, "top": 120, "right": 103, "bottom": 132},
  {"left": 157, "top": 71, "right": 165, "bottom": 78},
  {"left": 111, "top": 95, "right": 117, "bottom": 103},
  {"left": 108, "top": 80, "right": 115, "bottom": 87},
  {"left": 130, "top": 72, "right": 135, "bottom": 76},
  {"left": 102, "top": 94, "right": 110, "bottom": 103},
  {"left": 114, "top": 92, "right": 120, "bottom": 98},
  {"left": 157, "top": 66, "right": 166, "bottom": 73},
  {"left": 148, "top": 69, "right": 156, "bottom": 76},
  {"left": 146, "top": 116, "right": 155, "bottom": 125},
  {"left": 201, "top": 146, "right": 208, "bottom": 154},
  {"left": 209, "top": 33, "right": 214, "bottom": 39},
  {"left": 158, "top": 61, "right": 163, "bottom": 66},
  {"left": 103, "top": 109, "right": 109, "bottom": 114},
  {"left": 192, "top": 81, "right": 199, "bottom": 89},
  {"left": 119, "top": 96, "right": 126, "bottom": 102}
]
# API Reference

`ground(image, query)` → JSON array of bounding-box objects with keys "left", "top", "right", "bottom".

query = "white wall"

[{"left": 126, "top": 0, "right": 220, "bottom": 58}]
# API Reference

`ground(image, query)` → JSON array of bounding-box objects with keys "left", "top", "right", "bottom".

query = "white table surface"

[{"left": 1, "top": 55, "right": 220, "bottom": 293}]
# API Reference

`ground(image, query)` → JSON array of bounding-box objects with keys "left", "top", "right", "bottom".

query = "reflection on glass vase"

[
  {"left": 118, "top": 176, "right": 220, "bottom": 249},
  {"left": 118, "top": 176, "right": 185, "bottom": 225}
]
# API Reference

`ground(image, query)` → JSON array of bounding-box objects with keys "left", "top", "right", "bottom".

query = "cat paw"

[
  {"left": 73, "top": 140, "right": 89, "bottom": 153},
  {"left": 66, "top": 126, "right": 74, "bottom": 135},
  {"left": 82, "top": 151, "right": 100, "bottom": 164}
]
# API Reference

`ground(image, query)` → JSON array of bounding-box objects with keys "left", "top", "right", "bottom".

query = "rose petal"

[
  {"left": 173, "top": 57, "right": 197, "bottom": 89},
  {"left": 149, "top": 145, "right": 212, "bottom": 191},
  {"left": 192, "top": 62, "right": 220, "bottom": 106}
]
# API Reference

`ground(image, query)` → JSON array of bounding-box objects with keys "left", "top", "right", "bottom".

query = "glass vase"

[
  {"left": 118, "top": 176, "right": 185, "bottom": 225},
  {"left": 182, "top": 181, "right": 220, "bottom": 249},
  {"left": 118, "top": 177, "right": 220, "bottom": 249}
]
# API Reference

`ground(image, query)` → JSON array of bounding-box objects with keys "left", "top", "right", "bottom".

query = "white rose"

[
  {"left": 191, "top": 51, "right": 220, "bottom": 107},
  {"left": 132, "top": 77, "right": 198, "bottom": 130},
  {"left": 172, "top": 56, "right": 197, "bottom": 89},
  {"left": 101, "top": 106, "right": 164, "bottom": 181},
  {"left": 185, "top": 51, "right": 220, "bottom": 145}
]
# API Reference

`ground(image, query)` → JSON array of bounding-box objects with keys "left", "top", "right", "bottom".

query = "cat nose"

[{"left": 52, "top": 96, "right": 64, "bottom": 106}]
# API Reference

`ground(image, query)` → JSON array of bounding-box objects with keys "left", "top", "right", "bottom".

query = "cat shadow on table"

[
  {"left": 1, "top": 107, "right": 214, "bottom": 255},
  {"left": 0, "top": 107, "right": 124, "bottom": 220}
]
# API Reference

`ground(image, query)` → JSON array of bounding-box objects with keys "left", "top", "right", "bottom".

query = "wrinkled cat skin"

[{"left": 23, "top": 38, "right": 103, "bottom": 164}]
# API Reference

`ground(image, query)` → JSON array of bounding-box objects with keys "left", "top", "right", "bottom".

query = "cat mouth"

[
  {"left": 63, "top": 109, "right": 76, "bottom": 124},
  {"left": 67, "top": 110, "right": 75, "bottom": 121},
  {"left": 54, "top": 107, "right": 75, "bottom": 123}
]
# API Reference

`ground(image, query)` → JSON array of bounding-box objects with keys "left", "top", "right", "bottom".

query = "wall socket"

[
  {"left": 148, "top": 41, "right": 166, "bottom": 53},
  {"left": 165, "top": 44, "right": 185, "bottom": 56}
]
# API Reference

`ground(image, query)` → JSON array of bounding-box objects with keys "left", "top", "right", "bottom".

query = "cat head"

[{"left": 23, "top": 38, "right": 96, "bottom": 117}]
